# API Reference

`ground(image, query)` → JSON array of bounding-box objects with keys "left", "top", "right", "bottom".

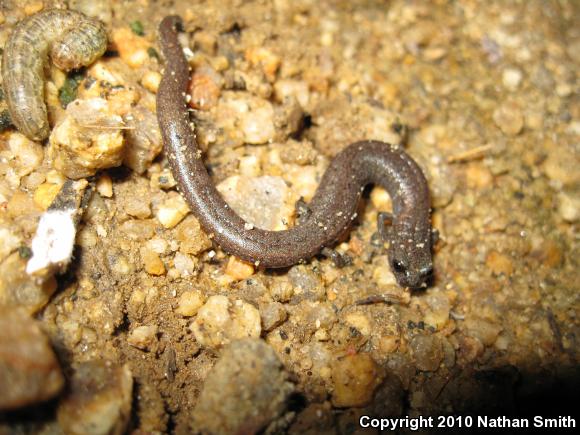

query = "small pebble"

[
  {"left": 175, "top": 216, "right": 212, "bottom": 255},
  {"left": 463, "top": 317, "right": 502, "bottom": 346},
  {"left": 7, "top": 133, "right": 44, "bottom": 180},
  {"left": 141, "top": 71, "right": 162, "bottom": 93},
  {"left": 173, "top": 252, "right": 196, "bottom": 276},
  {"left": 260, "top": 302, "right": 288, "bottom": 331},
  {"left": 128, "top": 325, "right": 158, "bottom": 351},
  {"left": 33, "top": 182, "right": 63, "bottom": 210},
  {"left": 224, "top": 256, "right": 255, "bottom": 280},
  {"left": 372, "top": 256, "right": 398, "bottom": 287},
  {"left": 0, "top": 307, "right": 64, "bottom": 410},
  {"left": 269, "top": 279, "right": 295, "bottom": 302},
  {"left": 238, "top": 155, "right": 261, "bottom": 177},
  {"left": 331, "top": 353, "right": 384, "bottom": 407},
  {"left": 245, "top": 47, "right": 281, "bottom": 81},
  {"left": 555, "top": 82, "right": 572, "bottom": 97},
  {"left": 96, "top": 174, "right": 113, "bottom": 197},
  {"left": 192, "top": 339, "right": 293, "bottom": 434},
  {"left": 410, "top": 334, "right": 443, "bottom": 372},
  {"left": 526, "top": 110, "right": 544, "bottom": 130},
  {"left": 156, "top": 194, "right": 190, "bottom": 228},
  {"left": 217, "top": 175, "right": 291, "bottom": 231},
  {"left": 485, "top": 251, "right": 514, "bottom": 276},
  {"left": 0, "top": 252, "right": 57, "bottom": 313},
  {"left": 378, "top": 335, "right": 400, "bottom": 354},
  {"left": 542, "top": 147, "right": 579, "bottom": 187},
  {"left": 558, "top": 191, "right": 579, "bottom": 222},
  {"left": 241, "top": 105, "right": 276, "bottom": 144},
  {"left": 112, "top": 27, "right": 150, "bottom": 68},
  {"left": 274, "top": 79, "right": 310, "bottom": 108},
  {"left": 119, "top": 219, "right": 156, "bottom": 240},
  {"left": 0, "top": 226, "right": 22, "bottom": 262},
  {"left": 214, "top": 94, "right": 277, "bottom": 145},
  {"left": 150, "top": 169, "right": 177, "bottom": 190},
  {"left": 24, "top": 1, "right": 43, "bottom": 15},
  {"left": 465, "top": 163, "right": 494, "bottom": 189},
  {"left": 141, "top": 247, "right": 166, "bottom": 276},
  {"left": 370, "top": 186, "right": 392, "bottom": 211},
  {"left": 175, "top": 290, "right": 206, "bottom": 317},
  {"left": 492, "top": 102, "right": 524, "bottom": 136},
  {"left": 191, "top": 296, "right": 261, "bottom": 348},
  {"left": 423, "top": 292, "right": 451, "bottom": 330},
  {"left": 57, "top": 362, "right": 133, "bottom": 435},
  {"left": 423, "top": 46, "right": 448, "bottom": 61},
  {"left": 123, "top": 106, "right": 163, "bottom": 175},
  {"left": 69, "top": 0, "right": 112, "bottom": 25},
  {"left": 344, "top": 312, "right": 372, "bottom": 337},
  {"left": 49, "top": 98, "right": 125, "bottom": 179},
  {"left": 193, "top": 31, "right": 217, "bottom": 54},
  {"left": 502, "top": 67, "right": 523, "bottom": 90},
  {"left": 122, "top": 194, "right": 151, "bottom": 219},
  {"left": 189, "top": 70, "right": 221, "bottom": 110},
  {"left": 536, "top": 239, "right": 563, "bottom": 268}
]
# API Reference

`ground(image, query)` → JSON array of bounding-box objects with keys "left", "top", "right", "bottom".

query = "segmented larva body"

[{"left": 1, "top": 9, "right": 107, "bottom": 141}]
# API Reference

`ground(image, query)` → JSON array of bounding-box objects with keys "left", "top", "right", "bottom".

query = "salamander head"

[{"left": 387, "top": 223, "right": 433, "bottom": 288}]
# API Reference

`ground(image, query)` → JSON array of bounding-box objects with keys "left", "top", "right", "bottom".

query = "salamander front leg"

[
  {"left": 295, "top": 197, "right": 311, "bottom": 225},
  {"left": 377, "top": 211, "right": 393, "bottom": 241}
]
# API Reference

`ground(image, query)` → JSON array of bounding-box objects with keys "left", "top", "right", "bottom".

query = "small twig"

[
  {"left": 356, "top": 293, "right": 403, "bottom": 305},
  {"left": 449, "top": 310, "right": 465, "bottom": 320},
  {"left": 546, "top": 308, "right": 564, "bottom": 353},
  {"left": 78, "top": 123, "right": 135, "bottom": 130},
  {"left": 447, "top": 144, "right": 494, "bottom": 163}
]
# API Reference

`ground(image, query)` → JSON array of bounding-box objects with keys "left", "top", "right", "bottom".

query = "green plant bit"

[
  {"left": 58, "top": 70, "right": 85, "bottom": 108},
  {"left": 0, "top": 110, "right": 12, "bottom": 131},
  {"left": 130, "top": 20, "right": 145, "bottom": 36},
  {"left": 147, "top": 47, "right": 160, "bottom": 60}
]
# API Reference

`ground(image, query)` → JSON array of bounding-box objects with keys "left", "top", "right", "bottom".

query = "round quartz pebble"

[
  {"left": 492, "top": 102, "right": 524, "bottom": 136},
  {"left": 502, "top": 67, "right": 523, "bottom": 90},
  {"left": 49, "top": 98, "right": 125, "bottom": 179},
  {"left": 127, "top": 325, "right": 158, "bottom": 351},
  {"left": 409, "top": 334, "right": 443, "bottom": 372},
  {"left": 190, "top": 295, "right": 261, "bottom": 348},
  {"left": 217, "top": 175, "right": 291, "bottom": 231},
  {"left": 57, "top": 361, "right": 133, "bottom": 435},
  {"left": 260, "top": 301, "right": 288, "bottom": 331},
  {"left": 0, "top": 307, "right": 64, "bottom": 410},
  {"left": 191, "top": 338, "right": 293, "bottom": 434},
  {"left": 331, "top": 353, "right": 384, "bottom": 407}
]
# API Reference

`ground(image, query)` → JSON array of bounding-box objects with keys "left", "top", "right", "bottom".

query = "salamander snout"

[
  {"left": 390, "top": 257, "right": 433, "bottom": 288},
  {"left": 388, "top": 234, "right": 434, "bottom": 288}
]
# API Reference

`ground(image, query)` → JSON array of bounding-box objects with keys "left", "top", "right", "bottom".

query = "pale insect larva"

[{"left": 1, "top": 9, "right": 107, "bottom": 141}]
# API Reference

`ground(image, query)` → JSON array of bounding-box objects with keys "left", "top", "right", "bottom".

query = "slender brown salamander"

[{"left": 157, "top": 16, "right": 434, "bottom": 288}]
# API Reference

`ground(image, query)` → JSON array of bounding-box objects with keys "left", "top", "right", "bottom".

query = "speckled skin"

[
  {"left": 1, "top": 9, "right": 107, "bottom": 141},
  {"left": 157, "top": 16, "right": 434, "bottom": 287}
]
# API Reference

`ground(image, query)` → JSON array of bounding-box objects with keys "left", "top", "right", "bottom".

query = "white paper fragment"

[{"left": 26, "top": 209, "right": 77, "bottom": 275}]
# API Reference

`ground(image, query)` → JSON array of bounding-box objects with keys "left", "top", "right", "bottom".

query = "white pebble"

[
  {"left": 127, "top": 325, "right": 158, "bottom": 351},
  {"left": 502, "top": 67, "right": 522, "bottom": 90}
]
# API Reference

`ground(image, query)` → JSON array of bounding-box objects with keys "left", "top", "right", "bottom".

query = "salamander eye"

[{"left": 391, "top": 259, "right": 406, "bottom": 274}]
